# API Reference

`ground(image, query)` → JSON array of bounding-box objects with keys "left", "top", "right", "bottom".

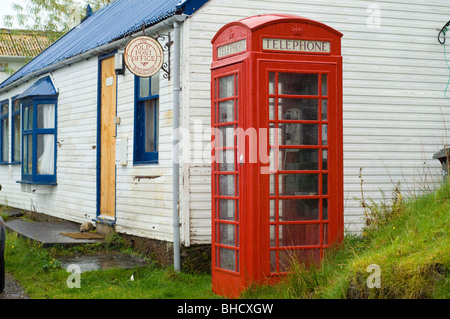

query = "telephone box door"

[{"left": 259, "top": 60, "right": 343, "bottom": 276}]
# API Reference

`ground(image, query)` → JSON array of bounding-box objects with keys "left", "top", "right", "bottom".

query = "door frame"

[
  {"left": 96, "top": 51, "right": 118, "bottom": 225},
  {"left": 211, "top": 61, "right": 247, "bottom": 297}
]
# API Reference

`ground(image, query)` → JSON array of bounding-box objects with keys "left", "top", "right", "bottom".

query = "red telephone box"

[{"left": 211, "top": 14, "right": 343, "bottom": 298}]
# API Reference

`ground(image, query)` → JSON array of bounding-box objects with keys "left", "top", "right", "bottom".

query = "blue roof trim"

[
  {"left": 0, "top": 0, "right": 209, "bottom": 90},
  {"left": 176, "top": 0, "right": 208, "bottom": 15},
  {"left": 15, "top": 76, "right": 57, "bottom": 99}
]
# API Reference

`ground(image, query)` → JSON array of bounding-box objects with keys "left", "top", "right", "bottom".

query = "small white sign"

[
  {"left": 115, "top": 137, "right": 128, "bottom": 166},
  {"left": 106, "top": 76, "right": 114, "bottom": 87}
]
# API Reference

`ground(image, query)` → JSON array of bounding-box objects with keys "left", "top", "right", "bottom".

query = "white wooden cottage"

[{"left": 0, "top": 0, "right": 448, "bottom": 269}]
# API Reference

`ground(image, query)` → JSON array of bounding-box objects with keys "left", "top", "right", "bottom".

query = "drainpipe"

[{"left": 172, "top": 19, "right": 182, "bottom": 272}]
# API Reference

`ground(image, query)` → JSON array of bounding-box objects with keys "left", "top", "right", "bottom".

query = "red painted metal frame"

[{"left": 211, "top": 14, "right": 343, "bottom": 298}]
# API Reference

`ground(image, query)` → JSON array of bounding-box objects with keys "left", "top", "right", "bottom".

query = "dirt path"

[{"left": 0, "top": 273, "right": 29, "bottom": 299}]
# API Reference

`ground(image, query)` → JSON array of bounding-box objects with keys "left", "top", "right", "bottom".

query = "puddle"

[{"left": 56, "top": 253, "right": 148, "bottom": 273}]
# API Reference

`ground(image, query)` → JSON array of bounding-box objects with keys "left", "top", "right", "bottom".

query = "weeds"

[{"left": 358, "top": 167, "right": 405, "bottom": 236}]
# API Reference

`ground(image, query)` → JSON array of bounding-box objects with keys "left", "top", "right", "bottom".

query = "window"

[
  {"left": 0, "top": 99, "right": 9, "bottom": 164},
  {"left": 11, "top": 98, "right": 20, "bottom": 163},
  {"left": 13, "top": 76, "right": 58, "bottom": 184},
  {"left": 21, "top": 98, "right": 57, "bottom": 184},
  {"left": 134, "top": 72, "right": 159, "bottom": 164}
]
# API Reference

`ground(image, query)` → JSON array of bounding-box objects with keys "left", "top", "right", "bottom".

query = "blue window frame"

[
  {"left": 134, "top": 72, "right": 159, "bottom": 164},
  {"left": 11, "top": 97, "right": 20, "bottom": 164},
  {"left": 0, "top": 99, "right": 9, "bottom": 164},
  {"left": 20, "top": 97, "right": 57, "bottom": 184}
]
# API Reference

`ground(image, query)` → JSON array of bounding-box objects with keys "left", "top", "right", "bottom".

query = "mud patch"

[{"left": 56, "top": 252, "right": 148, "bottom": 273}]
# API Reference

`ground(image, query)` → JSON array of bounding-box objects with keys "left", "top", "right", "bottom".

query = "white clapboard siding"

[
  {"left": 184, "top": 0, "right": 450, "bottom": 244},
  {"left": 0, "top": 57, "right": 99, "bottom": 223}
]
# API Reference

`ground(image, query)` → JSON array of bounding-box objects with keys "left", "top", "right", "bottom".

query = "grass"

[
  {"left": 4, "top": 231, "right": 218, "bottom": 299},
  {"left": 242, "top": 181, "right": 450, "bottom": 299},
  {"left": 3, "top": 181, "right": 449, "bottom": 299}
]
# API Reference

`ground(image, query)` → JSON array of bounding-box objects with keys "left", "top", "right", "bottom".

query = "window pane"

[
  {"left": 27, "top": 135, "right": 32, "bottom": 173},
  {"left": 23, "top": 134, "right": 32, "bottom": 174},
  {"left": 37, "top": 104, "right": 55, "bottom": 129},
  {"left": 144, "top": 99, "right": 158, "bottom": 152},
  {"left": 273, "top": 124, "right": 318, "bottom": 146},
  {"left": 13, "top": 114, "right": 20, "bottom": 162},
  {"left": 219, "top": 75, "right": 234, "bottom": 98},
  {"left": 279, "top": 199, "right": 319, "bottom": 221},
  {"left": 2, "top": 118, "right": 9, "bottom": 162},
  {"left": 323, "top": 223, "right": 329, "bottom": 245},
  {"left": 322, "top": 149, "right": 328, "bottom": 170},
  {"left": 219, "top": 223, "right": 235, "bottom": 246},
  {"left": 218, "top": 199, "right": 235, "bottom": 221},
  {"left": 139, "top": 77, "right": 150, "bottom": 98},
  {"left": 269, "top": 97, "right": 275, "bottom": 120},
  {"left": 219, "top": 248, "right": 235, "bottom": 271},
  {"left": 219, "top": 174, "right": 235, "bottom": 196},
  {"left": 218, "top": 100, "right": 234, "bottom": 123},
  {"left": 322, "top": 99, "right": 327, "bottom": 121},
  {"left": 151, "top": 72, "right": 160, "bottom": 96},
  {"left": 270, "top": 199, "right": 275, "bottom": 221},
  {"left": 278, "top": 98, "right": 318, "bottom": 120},
  {"left": 279, "top": 224, "right": 320, "bottom": 246},
  {"left": 13, "top": 100, "right": 19, "bottom": 112},
  {"left": 270, "top": 174, "right": 275, "bottom": 195},
  {"left": 323, "top": 173, "right": 328, "bottom": 195},
  {"left": 322, "top": 124, "right": 328, "bottom": 146},
  {"left": 37, "top": 134, "right": 54, "bottom": 175},
  {"left": 24, "top": 105, "right": 33, "bottom": 130},
  {"left": 217, "top": 125, "right": 234, "bottom": 148},
  {"left": 278, "top": 73, "right": 318, "bottom": 95},
  {"left": 278, "top": 148, "right": 319, "bottom": 171},
  {"left": 1, "top": 103, "right": 7, "bottom": 115},
  {"left": 279, "top": 173, "right": 318, "bottom": 196},
  {"left": 270, "top": 250, "right": 277, "bottom": 273},
  {"left": 217, "top": 148, "right": 235, "bottom": 171},
  {"left": 269, "top": 72, "right": 275, "bottom": 95},
  {"left": 321, "top": 74, "right": 328, "bottom": 96},
  {"left": 323, "top": 199, "right": 328, "bottom": 220},
  {"left": 270, "top": 224, "right": 276, "bottom": 247}
]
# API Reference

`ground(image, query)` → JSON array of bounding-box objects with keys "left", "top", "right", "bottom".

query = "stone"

[{"left": 80, "top": 222, "right": 94, "bottom": 233}]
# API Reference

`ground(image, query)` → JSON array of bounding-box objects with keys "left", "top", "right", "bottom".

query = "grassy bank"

[{"left": 243, "top": 181, "right": 449, "bottom": 299}]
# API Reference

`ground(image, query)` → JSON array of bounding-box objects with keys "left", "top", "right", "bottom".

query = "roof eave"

[{"left": 0, "top": 14, "right": 189, "bottom": 94}]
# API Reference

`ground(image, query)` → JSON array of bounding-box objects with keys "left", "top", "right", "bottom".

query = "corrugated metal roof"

[
  {"left": 0, "top": 0, "right": 208, "bottom": 90},
  {"left": 15, "top": 76, "right": 57, "bottom": 99},
  {"left": 0, "top": 29, "right": 55, "bottom": 57}
]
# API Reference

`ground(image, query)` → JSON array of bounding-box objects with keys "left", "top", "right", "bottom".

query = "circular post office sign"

[{"left": 124, "top": 36, "right": 164, "bottom": 77}]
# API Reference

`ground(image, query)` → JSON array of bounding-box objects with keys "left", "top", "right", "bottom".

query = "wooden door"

[{"left": 100, "top": 56, "right": 116, "bottom": 218}]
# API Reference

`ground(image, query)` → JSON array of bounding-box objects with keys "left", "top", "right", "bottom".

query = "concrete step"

[{"left": 5, "top": 219, "right": 104, "bottom": 247}]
